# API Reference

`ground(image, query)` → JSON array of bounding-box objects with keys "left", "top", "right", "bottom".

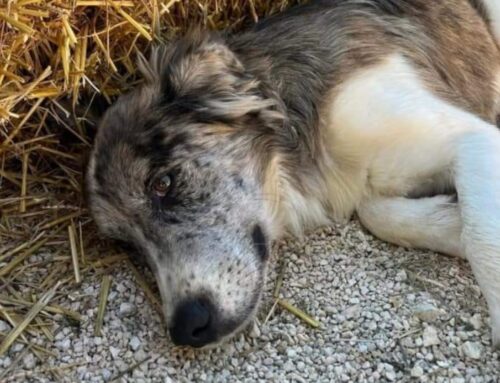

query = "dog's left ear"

[{"left": 139, "top": 32, "right": 283, "bottom": 124}]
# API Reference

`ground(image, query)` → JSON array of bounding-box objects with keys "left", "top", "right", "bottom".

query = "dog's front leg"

[
  {"left": 454, "top": 129, "right": 500, "bottom": 348},
  {"left": 357, "top": 195, "right": 464, "bottom": 258},
  {"left": 358, "top": 133, "right": 500, "bottom": 348}
]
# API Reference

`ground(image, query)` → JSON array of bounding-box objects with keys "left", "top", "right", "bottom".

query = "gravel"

[{"left": 1, "top": 220, "right": 499, "bottom": 382}]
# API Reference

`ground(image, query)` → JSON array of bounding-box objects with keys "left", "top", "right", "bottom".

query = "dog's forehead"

[{"left": 92, "top": 139, "right": 148, "bottom": 188}]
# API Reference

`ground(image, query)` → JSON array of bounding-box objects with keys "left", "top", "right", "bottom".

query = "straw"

[
  {"left": 94, "top": 275, "right": 112, "bottom": 336},
  {"left": 0, "top": 281, "right": 61, "bottom": 356},
  {"left": 68, "top": 222, "right": 81, "bottom": 283},
  {"left": 277, "top": 299, "right": 321, "bottom": 329}
]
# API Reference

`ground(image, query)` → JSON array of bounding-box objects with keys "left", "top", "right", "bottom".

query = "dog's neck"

[
  {"left": 253, "top": 88, "right": 335, "bottom": 239},
  {"left": 240, "top": 57, "right": 360, "bottom": 238}
]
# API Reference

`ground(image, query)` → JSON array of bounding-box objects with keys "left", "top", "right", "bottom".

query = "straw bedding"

[{"left": 0, "top": 0, "right": 303, "bottom": 375}]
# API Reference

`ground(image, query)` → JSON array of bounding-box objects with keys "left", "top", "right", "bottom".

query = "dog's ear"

[{"left": 138, "top": 31, "right": 283, "bottom": 124}]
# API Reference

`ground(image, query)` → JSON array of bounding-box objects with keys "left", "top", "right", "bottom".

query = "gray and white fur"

[{"left": 87, "top": 0, "right": 500, "bottom": 348}]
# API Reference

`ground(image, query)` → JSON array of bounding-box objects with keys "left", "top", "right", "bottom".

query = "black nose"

[{"left": 169, "top": 298, "right": 217, "bottom": 347}]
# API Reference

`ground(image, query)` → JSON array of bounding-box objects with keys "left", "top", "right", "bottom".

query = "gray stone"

[
  {"left": 134, "top": 349, "right": 147, "bottom": 362},
  {"left": 118, "top": 302, "right": 135, "bottom": 317},
  {"left": 468, "top": 314, "right": 482, "bottom": 330},
  {"left": 249, "top": 321, "right": 261, "bottom": 338},
  {"left": 110, "top": 346, "right": 121, "bottom": 359},
  {"left": 0, "top": 320, "right": 10, "bottom": 332},
  {"left": 395, "top": 270, "right": 407, "bottom": 282},
  {"left": 413, "top": 303, "right": 443, "bottom": 322},
  {"left": 411, "top": 364, "right": 424, "bottom": 378},
  {"left": 423, "top": 326, "right": 440, "bottom": 346},
  {"left": 22, "top": 353, "right": 36, "bottom": 369},
  {"left": 101, "top": 368, "right": 112, "bottom": 381},
  {"left": 462, "top": 342, "right": 482, "bottom": 359},
  {"left": 129, "top": 336, "right": 141, "bottom": 351},
  {"left": 56, "top": 338, "right": 71, "bottom": 351}
]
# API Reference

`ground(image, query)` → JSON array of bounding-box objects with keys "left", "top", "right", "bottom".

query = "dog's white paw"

[{"left": 466, "top": 253, "right": 500, "bottom": 349}]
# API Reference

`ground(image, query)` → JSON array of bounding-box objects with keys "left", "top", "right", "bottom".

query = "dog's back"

[{"left": 231, "top": 0, "right": 500, "bottom": 129}]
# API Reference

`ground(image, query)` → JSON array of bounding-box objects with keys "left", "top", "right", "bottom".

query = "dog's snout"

[{"left": 169, "top": 298, "right": 217, "bottom": 347}]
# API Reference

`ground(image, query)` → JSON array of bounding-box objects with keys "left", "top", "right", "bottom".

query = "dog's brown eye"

[{"left": 152, "top": 175, "right": 172, "bottom": 197}]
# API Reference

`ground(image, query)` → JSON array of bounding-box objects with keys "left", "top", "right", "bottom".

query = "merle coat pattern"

[{"left": 87, "top": 0, "right": 500, "bottom": 348}]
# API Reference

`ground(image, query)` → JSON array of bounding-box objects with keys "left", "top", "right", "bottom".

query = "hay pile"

[{"left": 0, "top": 0, "right": 303, "bottom": 375}]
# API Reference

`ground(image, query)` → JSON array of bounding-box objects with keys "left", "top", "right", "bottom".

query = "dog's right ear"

[
  {"left": 137, "top": 30, "right": 239, "bottom": 90},
  {"left": 137, "top": 31, "right": 286, "bottom": 125}
]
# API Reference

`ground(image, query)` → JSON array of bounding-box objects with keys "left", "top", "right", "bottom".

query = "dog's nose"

[{"left": 169, "top": 298, "right": 217, "bottom": 347}]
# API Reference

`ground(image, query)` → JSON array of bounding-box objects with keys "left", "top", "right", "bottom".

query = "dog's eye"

[{"left": 152, "top": 174, "right": 172, "bottom": 197}]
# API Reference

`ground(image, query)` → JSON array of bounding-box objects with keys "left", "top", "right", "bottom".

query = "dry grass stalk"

[
  {"left": 0, "top": 233, "right": 51, "bottom": 278},
  {"left": 0, "top": 281, "right": 61, "bottom": 356},
  {"left": 0, "top": 295, "right": 82, "bottom": 322},
  {"left": 273, "top": 260, "right": 287, "bottom": 298},
  {"left": 0, "top": 308, "right": 55, "bottom": 358},
  {"left": 277, "top": 299, "right": 321, "bottom": 329},
  {"left": 19, "top": 152, "right": 28, "bottom": 213},
  {"left": 68, "top": 221, "right": 81, "bottom": 283},
  {"left": 94, "top": 274, "right": 112, "bottom": 336}
]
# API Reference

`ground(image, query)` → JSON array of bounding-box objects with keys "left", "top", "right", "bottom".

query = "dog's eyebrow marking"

[{"left": 136, "top": 131, "right": 190, "bottom": 164}]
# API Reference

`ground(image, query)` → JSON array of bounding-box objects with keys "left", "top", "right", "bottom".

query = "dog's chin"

[{"left": 169, "top": 323, "right": 250, "bottom": 351}]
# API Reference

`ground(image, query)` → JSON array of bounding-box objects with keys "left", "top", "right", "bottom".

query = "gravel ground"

[{"left": 1, "top": 220, "right": 499, "bottom": 382}]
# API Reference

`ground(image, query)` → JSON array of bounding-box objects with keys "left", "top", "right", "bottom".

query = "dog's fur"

[{"left": 87, "top": 0, "right": 500, "bottom": 348}]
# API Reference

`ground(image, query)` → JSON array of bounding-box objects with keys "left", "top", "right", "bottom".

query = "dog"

[{"left": 86, "top": 0, "right": 500, "bottom": 348}]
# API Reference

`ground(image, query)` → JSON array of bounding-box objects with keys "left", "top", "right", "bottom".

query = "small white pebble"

[
  {"left": 462, "top": 342, "right": 482, "bottom": 359},
  {"left": 423, "top": 326, "right": 440, "bottom": 346},
  {"left": 413, "top": 303, "right": 442, "bottom": 322},
  {"left": 56, "top": 338, "right": 71, "bottom": 351},
  {"left": 22, "top": 353, "right": 36, "bottom": 369},
  {"left": 0, "top": 320, "right": 10, "bottom": 332},
  {"left": 12, "top": 343, "right": 24, "bottom": 353},
  {"left": 119, "top": 302, "right": 136, "bottom": 317},
  {"left": 249, "top": 321, "right": 261, "bottom": 338},
  {"left": 468, "top": 314, "right": 482, "bottom": 330},
  {"left": 134, "top": 349, "right": 147, "bottom": 362},
  {"left": 411, "top": 364, "right": 424, "bottom": 378},
  {"left": 129, "top": 336, "right": 141, "bottom": 351},
  {"left": 110, "top": 346, "right": 121, "bottom": 359},
  {"left": 395, "top": 270, "right": 407, "bottom": 282},
  {"left": 2, "top": 356, "right": 12, "bottom": 368},
  {"left": 101, "top": 368, "right": 112, "bottom": 380},
  {"left": 263, "top": 358, "right": 273, "bottom": 366},
  {"left": 385, "top": 369, "right": 396, "bottom": 381}
]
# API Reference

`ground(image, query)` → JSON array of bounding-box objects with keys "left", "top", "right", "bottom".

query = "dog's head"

[{"left": 86, "top": 33, "right": 288, "bottom": 347}]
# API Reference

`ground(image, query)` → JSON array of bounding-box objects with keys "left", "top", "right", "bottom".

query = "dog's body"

[{"left": 87, "top": 0, "right": 500, "bottom": 348}]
